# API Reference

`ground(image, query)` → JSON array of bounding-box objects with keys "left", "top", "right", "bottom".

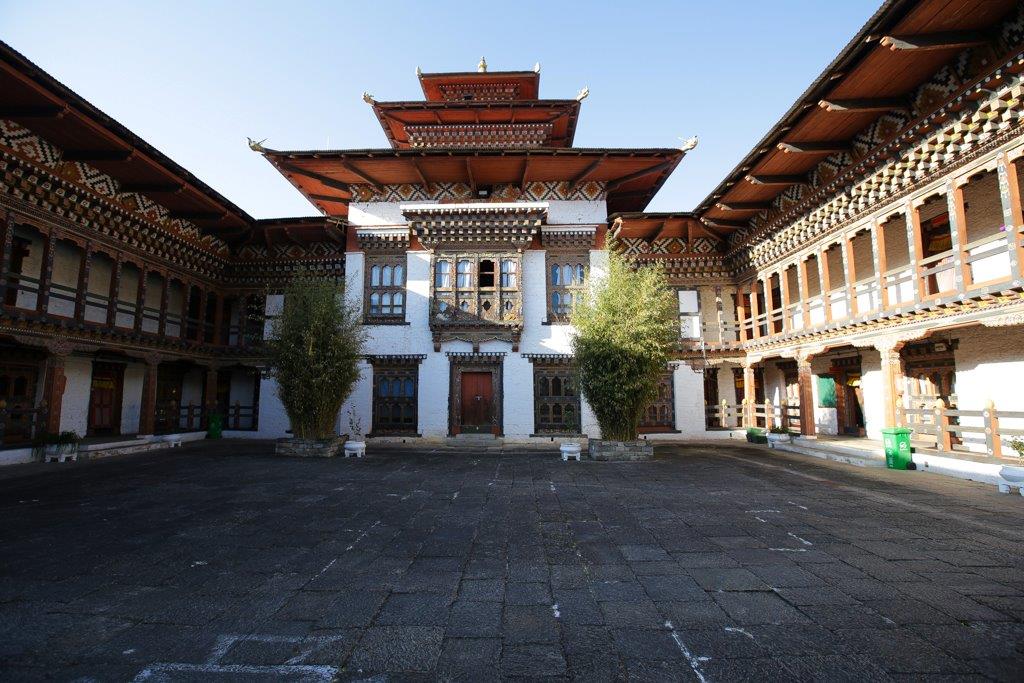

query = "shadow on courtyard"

[{"left": 1, "top": 439, "right": 1023, "bottom": 680}]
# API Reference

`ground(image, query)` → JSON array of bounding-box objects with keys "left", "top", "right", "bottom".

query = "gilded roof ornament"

[
  {"left": 576, "top": 86, "right": 589, "bottom": 102},
  {"left": 477, "top": 57, "right": 487, "bottom": 73},
  {"left": 679, "top": 136, "right": 699, "bottom": 152},
  {"left": 416, "top": 66, "right": 422, "bottom": 77},
  {"left": 246, "top": 137, "right": 267, "bottom": 153},
  {"left": 533, "top": 62, "right": 541, "bottom": 73},
  {"left": 362, "top": 92, "right": 376, "bottom": 104}
]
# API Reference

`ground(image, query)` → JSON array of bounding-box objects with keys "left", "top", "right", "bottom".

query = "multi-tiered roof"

[{"left": 254, "top": 60, "right": 688, "bottom": 218}]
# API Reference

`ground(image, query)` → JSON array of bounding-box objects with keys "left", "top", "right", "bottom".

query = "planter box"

[
  {"left": 275, "top": 437, "right": 344, "bottom": 458},
  {"left": 588, "top": 440, "right": 653, "bottom": 462}
]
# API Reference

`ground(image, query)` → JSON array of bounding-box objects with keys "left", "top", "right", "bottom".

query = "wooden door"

[
  {"left": 460, "top": 371, "right": 493, "bottom": 433},
  {"left": 88, "top": 363, "right": 124, "bottom": 436}
]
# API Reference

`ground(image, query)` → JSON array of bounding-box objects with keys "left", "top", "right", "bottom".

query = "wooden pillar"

[
  {"left": 872, "top": 219, "right": 890, "bottom": 310},
  {"left": 157, "top": 275, "right": 170, "bottom": 337},
  {"left": 196, "top": 288, "right": 208, "bottom": 343},
  {"left": 202, "top": 365, "right": 218, "bottom": 428},
  {"left": 139, "top": 357, "right": 159, "bottom": 435},
  {"left": 818, "top": 247, "right": 832, "bottom": 323},
  {"left": 134, "top": 267, "right": 148, "bottom": 333},
  {"left": 736, "top": 284, "right": 748, "bottom": 343},
  {"left": 905, "top": 201, "right": 925, "bottom": 304},
  {"left": 73, "top": 243, "right": 92, "bottom": 323},
  {"left": 0, "top": 211, "right": 15, "bottom": 306},
  {"left": 763, "top": 276, "right": 776, "bottom": 335},
  {"left": 946, "top": 179, "right": 970, "bottom": 292},
  {"left": 713, "top": 286, "right": 725, "bottom": 345},
  {"left": 841, "top": 233, "right": 857, "bottom": 318},
  {"left": 875, "top": 339, "right": 905, "bottom": 428},
  {"left": 797, "top": 257, "right": 811, "bottom": 328},
  {"left": 106, "top": 255, "right": 123, "bottom": 327},
  {"left": 742, "top": 362, "right": 756, "bottom": 427},
  {"left": 211, "top": 293, "right": 224, "bottom": 346},
  {"left": 997, "top": 154, "right": 1024, "bottom": 282},
  {"left": 748, "top": 282, "right": 761, "bottom": 339},
  {"left": 36, "top": 230, "right": 56, "bottom": 315},
  {"left": 797, "top": 352, "right": 816, "bottom": 437},
  {"left": 780, "top": 267, "right": 792, "bottom": 333},
  {"left": 41, "top": 351, "right": 68, "bottom": 435},
  {"left": 238, "top": 294, "right": 249, "bottom": 348}
]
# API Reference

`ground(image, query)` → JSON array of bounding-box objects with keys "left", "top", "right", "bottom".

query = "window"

[
  {"left": 435, "top": 260, "right": 451, "bottom": 288},
  {"left": 500, "top": 259, "right": 517, "bottom": 288},
  {"left": 456, "top": 260, "right": 472, "bottom": 289},
  {"left": 479, "top": 259, "right": 495, "bottom": 288},
  {"left": 534, "top": 365, "right": 581, "bottom": 434},
  {"left": 678, "top": 289, "right": 700, "bottom": 339},
  {"left": 639, "top": 370, "right": 675, "bottom": 432},
  {"left": 547, "top": 254, "right": 586, "bottom": 321},
  {"left": 372, "top": 366, "right": 417, "bottom": 434},
  {"left": 366, "top": 257, "right": 406, "bottom": 322}
]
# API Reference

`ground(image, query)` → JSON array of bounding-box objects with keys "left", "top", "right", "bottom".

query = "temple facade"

[{"left": 1, "top": 0, "right": 1024, "bottom": 462}]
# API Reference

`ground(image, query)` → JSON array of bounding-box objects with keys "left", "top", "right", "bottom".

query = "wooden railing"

[
  {"left": 155, "top": 401, "right": 205, "bottom": 434},
  {"left": 224, "top": 403, "right": 258, "bottom": 431},
  {"left": 705, "top": 400, "right": 800, "bottom": 431},
  {"left": 0, "top": 402, "right": 46, "bottom": 446},
  {"left": 897, "top": 399, "right": 1024, "bottom": 459}
]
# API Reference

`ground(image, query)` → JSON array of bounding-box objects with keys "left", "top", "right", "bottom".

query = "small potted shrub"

[
  {"left": 998, "top": 437, "right": 1024, "bottom": 494},
  {"left": 746, "top": 427, "right": 768, "bottom": 445},
  {"left": 39, "top": 431, "right": 81, "bottom": 462},
  {"left": 343, "top": 408, "right": 366, "bottom": 458},
  {"left": 766, "top": 426, "right": 792, "bottom": 446}
]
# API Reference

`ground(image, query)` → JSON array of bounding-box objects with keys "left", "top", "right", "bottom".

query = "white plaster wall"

[
  {"left": 121, "top": 363, "right": 144, "bottom": 434},
  {"left": 673, "top": 364, "right": 706, "bottom": 436},
  {"left": 348, "top": 200, "right": 606, "bottom": 228},
  {"left": 502, "top": 352, "right": 535, "bottom": 438},
  {"left": 256, "top": 376, "right": 290, "bottom": 438},
  {"left": 59, "top": 356, "right": 92, "bottom": 436},
  {"left": 810, "top": 356, "right": 838, "bottom": 435},
  {"left": 859, "top": 349, "right": 885, "bottom": 439},
  {"left": 953, "top": 325, "right": 1024, "bottom": 453}
]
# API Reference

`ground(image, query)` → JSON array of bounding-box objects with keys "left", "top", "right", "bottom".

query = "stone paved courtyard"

[{"left": 2, "top": 441, "right": 1024, "bottom": 681}]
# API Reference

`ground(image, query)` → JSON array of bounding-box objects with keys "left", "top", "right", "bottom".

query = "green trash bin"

[
  {"left": 207, "top": 413, "right": 223, "bottom": 440},
  {"left": 882, "top": 427, "right": 912, "bottom": 469}
]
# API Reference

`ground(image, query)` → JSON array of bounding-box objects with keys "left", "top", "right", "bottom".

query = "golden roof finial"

[
  {"left": 362, "top": 92, "right": 376, "bottom": 105},
  {"left": 533, "top": 62, "right": 541, "bottom": 73},
  {"left": 477, "top": 56, "right": 487, "bottom": 73},
  {"left": 246, "top": 137, "right": 267, "bottom": 153},
  {"left": 416, "top": 66, "right": 422, "bottom": 77}
]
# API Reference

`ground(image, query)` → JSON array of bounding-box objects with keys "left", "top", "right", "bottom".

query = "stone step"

[{"left": 771, "top": 439, "right": 886, "bottom": 468}]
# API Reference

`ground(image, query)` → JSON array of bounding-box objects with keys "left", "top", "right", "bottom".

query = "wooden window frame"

[
  {"left": 546, "top": 253, "right": 587, "bottom": 323},
  {"left": 369, "top": 363, "right": 419, "bottom": 436},
  {"left": 638, "top": 369, "right": 677, "bottom": 433},
  {"left": 532, "top": 363, "right": 582, "bottom": 435},
  {"left": 365, "top": 255, "right": 407, "bottom": 325}
]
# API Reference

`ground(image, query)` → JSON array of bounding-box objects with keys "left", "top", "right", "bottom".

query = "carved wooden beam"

[
  {"left": 716, "top": 201, "right": 772, "bottom": 212},
  {"left": 62, "top": 149, "right": 133, "bottom": 162},
  {"left": 338, "top": 160, "right": 384, "bottom": 192},
  {"left": 777, "top": 141, "right": 851, "bottom": 154},
  {"left": 606, "top": 160, "right": 675, "bottom": 191},
  {"left": 745, "top": 174, "right": 807, "bottom": 186},
  {"left": 880, "top": 30, "right": 987, "bottom": 52},
  {"left": 277, "top": 162, "right": 352, "bottom": 193},
  {"left": 0, "top": 105, "right": 66, "bottom": 118},
  {"left": 818, "top": 98, "right": 908, "bottom": 113},
  {"left": 119, "top": 182, "right": 184, "bottom": 193}
]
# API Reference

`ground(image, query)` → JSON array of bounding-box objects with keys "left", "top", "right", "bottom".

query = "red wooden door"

[
  {"left": 88, "top": 364, "right": 124, "bottom": 436},
  {"left": 460, "top": 372, "right": 493, "bottom": 433}
]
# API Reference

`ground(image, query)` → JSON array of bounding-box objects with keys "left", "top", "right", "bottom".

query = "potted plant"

[
  {"left": 746, "top": 427, "right": 768, "bottom": 445},
  {"left": 559, "top": 410, "right": 582, "bottom": 462},
  {"left": 38, "top": 431, "right": 81, "bottom": 462},
  {"left": 267, "top": 273, "right": 366, "bottom": 458},
  {"left": 766, "top": 426, "right": 792, "bottom": 446},
  {"left": 998, "top": 437, "right": 1024, "bottom": 495},
  {"left": 344, "top": 408, "right": 366, "bottom": 458},
  {"left": 571, "top": 242, "right": 678, "bottom": 461}
]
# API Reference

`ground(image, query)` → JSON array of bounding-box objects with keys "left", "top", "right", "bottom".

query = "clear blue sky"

[{"left": 1, "top": 1, "right": 880, "bottom": 219}]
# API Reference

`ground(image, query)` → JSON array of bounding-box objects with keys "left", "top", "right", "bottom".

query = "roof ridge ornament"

[
  {"left": 576, "top": 86, "right": 589, "bottom": 102},
  {"left": 477, "top": 57, "right": 488, "bottom": 73},
  {"left": 679, "top": 136, "right": 699, "bottom": 153},
  {"left": 246, "top": 137, "right": 267, "bottom": 153},
  {"left": 362, "top": 92, "right": 376, "bottom": 105},
  {"left": 416, "top": 66, "right": 422, "bottom": 77},
  {"left": 534, "top": 62, "right": 541, "bottom": 73}
]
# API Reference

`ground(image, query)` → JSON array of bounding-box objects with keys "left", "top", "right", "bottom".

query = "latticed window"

[
  {"left": 366, "top": 257, "right": 406, "bottom": 322},
  {"left": 547, "top": 256, "right": 586, "bottom": 321},
  {"left": 372, "top": 367, "right": 418, "bottom": 434},
  {"left": 500, "top": 259, "right": 517, "bottom": 288},
  {"left": 435, "top": 260, "right": 452, "bottom": 288},
  {"left": 639, "top": 370, "right": 675, "bottom": 432},
  {"left": 534, "top": 365, "right": 581, "bottom": 434}
]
